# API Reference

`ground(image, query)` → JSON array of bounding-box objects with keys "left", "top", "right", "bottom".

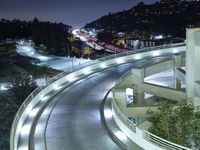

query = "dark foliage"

[
  {"left": 0, "top": 77, "right": 37, "bottom": 149},
  {"left": 148, "top": 105, "right": 200, "bottom": 149},
  {"left": 0, "top": 93, "right": 18, "bottom": 150},
  {"left": 0, "top": 18, "right": 72, "bottom": 56},
  {"left": 97, "top": 31, "right": 115, "bottom": 44},
  {"left": 10, "top": 76, "right": 37, "bottom": 105},
  {"left": 85, "top": 0, "right": 200, "bottom": 38}
]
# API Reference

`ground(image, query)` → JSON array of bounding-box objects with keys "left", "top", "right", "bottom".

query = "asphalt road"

[
  {"left": 10, "top": 32, "right": 185, "bottom": 150},
  {"left": 17, "top": 56, "right": 173, "bottom": 150},
  {"left": 41, "top": 63, "right": 135, "bottom": 150},
  {"left": 16, "top": 40, "right": 90, "bottom": 71}
]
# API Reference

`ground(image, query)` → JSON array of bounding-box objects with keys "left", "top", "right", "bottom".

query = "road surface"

[
  {"left": 16, "top": 40, "right": 91, "bottom": 71},
  {"left": 17, "top": 56, "right": 173, "bottom": 150}
]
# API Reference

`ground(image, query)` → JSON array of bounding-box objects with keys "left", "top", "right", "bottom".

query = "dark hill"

[{"left": 85, "top": 0, "right": 200, "bottom": 38}]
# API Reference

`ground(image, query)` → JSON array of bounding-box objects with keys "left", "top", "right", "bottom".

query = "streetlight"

[{"left": 71, "top": 57, "right": 74, "bottom": 71}]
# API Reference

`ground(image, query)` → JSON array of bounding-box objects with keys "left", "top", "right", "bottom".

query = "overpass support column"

[
  {"left": 175, "top": 78, "right": 182, "bottom": 90},
  {"left": 186, "top": 28, "right": 200, "bottom": 107},
  {"left": 174, "top": 54, "right": 182, "bottom": 68},
  {"left": 174, "top": 54, "right": 182, "bottom": 90},
  {"left": 131, "top": 68, "right": 144, "bottom": 106},
  {"left": 136, "top": 90, "right": 144, "bottom": 106}
]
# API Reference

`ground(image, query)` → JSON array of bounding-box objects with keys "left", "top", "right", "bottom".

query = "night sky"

[{"left": 0, "top": 0, "right": 157, "bottom": 27}]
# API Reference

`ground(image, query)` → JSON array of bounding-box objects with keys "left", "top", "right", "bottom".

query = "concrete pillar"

[
  {"left": 132, "top": 85, "right": 144, "bottom": 106},
  {"left": 136, "top": 90, "right": 144, "bottom": 106},
  {"left": 174, "top": 54, "right": 182, "bottom": 89},
  {"left": 176, "top": 78, "right": 182, "bottom": 90},
  {"left": 131, "top": 68, "right": 144, "bottom": 83},
  {"left": 186, "top": 28, "right": 200, "bottom": 105},
  {"left": 174, "top": 54, "right": 182, "bottom": 68},
  {"left": 131, "top": 68, "right": 144, "bottom": 106}
]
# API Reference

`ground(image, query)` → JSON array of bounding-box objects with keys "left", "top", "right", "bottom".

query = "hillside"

[{"left": 85, "top": 0, "right": 200, "bottom": 38}]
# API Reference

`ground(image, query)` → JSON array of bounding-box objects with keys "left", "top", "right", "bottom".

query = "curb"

[{"left": 100, "top": 88, "right": 127, "bottom": 150}]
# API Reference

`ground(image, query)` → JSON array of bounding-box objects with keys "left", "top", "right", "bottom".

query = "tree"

[
  {"left": 97, "top": 31, "right": 115, "bottom": 44},
  {"left": 0, "top": 76, "right": 37, "bottom": 149},
  {"left": 147, "top": 105, "right": 176, "bottom": 142},
  {"left": 0, "top": 92, "right": 18, "bottom": 150},
  {"left": 10, "top": 75, "right": 37, "bottom": 105},
  {"left": 189, "top": 111, "right": 200, "bottom": 149},
  {"left": 147, "top": 104, "right": 199, "bottom": 148},
  {"left": 71, "top": 39, "right": 83, "bottom": 57},
  {"left": 0, "top": 18, "right": 72, "bottom": 56}
]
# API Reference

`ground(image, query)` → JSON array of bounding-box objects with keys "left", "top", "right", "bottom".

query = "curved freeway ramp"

[
  {"left": 10, "top": 43, "right": 186, "bottom": 150},
  {"left": 36, "top": 63, "right": 134, "bottom": 150}
]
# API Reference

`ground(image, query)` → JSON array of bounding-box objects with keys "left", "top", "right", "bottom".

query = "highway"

[
  {"left": 43, "top": 64, "right": 132, "bottom": 150},
  {"left": 11, "top": 32, "right": 186, "bottom": 150},
  {"left": 72, "top": 29, "right": 127, "bottom": 53},
  {"left": 16, "top": 55, "right": 174, "bottom": 150},
  {"left": 0, "top": 40, "right": 91, "bottom": 91},
  {"left": 16, "top": 40, "right": 91, "bottom": 71}
]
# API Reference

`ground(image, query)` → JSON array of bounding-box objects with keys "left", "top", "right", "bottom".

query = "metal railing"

[
  {"left": 112, "top": 93, "right": 137, "bottom": 133},
  {"left": 10, "top": 42, "right": 186, "bottom": 150},
  {"left": 97, "top": 43, "right": 185, "bottom": 62},
  {"left": 143, "top": 131, "right": 191, "bottom": 150}
]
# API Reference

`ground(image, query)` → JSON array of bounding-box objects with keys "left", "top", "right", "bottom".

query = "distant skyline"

[{"left": 0, "top": 0, "right": 157, "bottom": 27}]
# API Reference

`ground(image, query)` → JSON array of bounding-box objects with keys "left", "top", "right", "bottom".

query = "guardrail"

[
  {"left": 10, "top": 42, "right": 186, "bottom": 150},
  {"left": 112, "top": 94, "right": 136, "bottom": 133},
  {"left": 100, "top": 90, "right": 127, "bottom": 150},
  {"left": 143, "top": 131, "right": 191, "bottom": 150},
  {"left": 56, "top": 42, "right": 186, "bottom": 74},
  {"left": 97, "top": 43, "right": 185, "bottom": 62},
  {"left": 111, "top": 69, "right": 191, "bottom": 150}
]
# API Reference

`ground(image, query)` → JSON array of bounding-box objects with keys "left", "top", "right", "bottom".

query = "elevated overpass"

[{"left": 10, "top": 43, "right": 186, "bottom": 150}]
